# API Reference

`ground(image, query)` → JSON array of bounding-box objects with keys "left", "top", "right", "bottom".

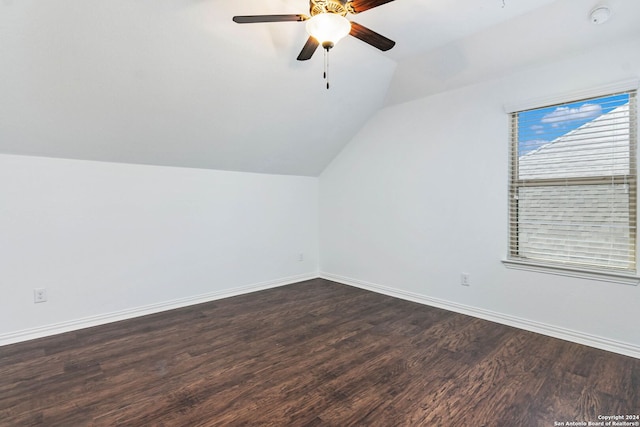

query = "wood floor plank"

[{"left": 1, "top": 278, "right": 638, "bottom": 426}]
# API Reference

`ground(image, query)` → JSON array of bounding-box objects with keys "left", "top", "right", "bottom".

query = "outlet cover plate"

[{"left": 34, "top": 288, "right": 47, "bottom": 303}]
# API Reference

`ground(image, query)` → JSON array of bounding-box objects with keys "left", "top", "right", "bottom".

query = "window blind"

[{"left": 508, "top": 90, "right": 638, "bottom": 273}]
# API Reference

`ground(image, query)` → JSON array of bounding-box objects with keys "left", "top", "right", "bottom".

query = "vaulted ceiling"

[{"left": 1, "top": 0, "right": 639, "bottom": 176}]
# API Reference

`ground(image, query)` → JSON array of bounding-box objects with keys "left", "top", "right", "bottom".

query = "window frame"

[{"left": 504, "top": 84, "right": 639, "bottom": 285}]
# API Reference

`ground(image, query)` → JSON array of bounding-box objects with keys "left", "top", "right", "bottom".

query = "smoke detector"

[{"left": 589, "top": 5, "right": 611, "bottom": 24}]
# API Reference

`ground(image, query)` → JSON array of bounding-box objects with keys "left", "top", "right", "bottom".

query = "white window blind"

[{"left": 508, "top": 90, "right": 638, "bottom": 273}]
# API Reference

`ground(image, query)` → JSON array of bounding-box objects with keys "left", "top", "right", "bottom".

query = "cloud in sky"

[
  {"left": 541, "top": 103, "right": 602, "bottom": 126},
  {"left": 520, "top": 139, "right": 549, "bottom": 154},
  {"left": 530, "top": 124, "right": 544, "bottom": 134}
]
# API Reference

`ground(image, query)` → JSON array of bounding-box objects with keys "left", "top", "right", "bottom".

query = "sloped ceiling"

[{"left": 1, "top": 0, "right": 638, "bottom": 176}]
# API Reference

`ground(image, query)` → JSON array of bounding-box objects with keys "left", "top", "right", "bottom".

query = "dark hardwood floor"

[{"left": 1, "top": 278, "right": 638, "bottom": 426}]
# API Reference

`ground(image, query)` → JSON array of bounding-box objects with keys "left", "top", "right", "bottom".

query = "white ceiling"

[{"left": 1, "top": 0, "right": 639, "bottom": 176}]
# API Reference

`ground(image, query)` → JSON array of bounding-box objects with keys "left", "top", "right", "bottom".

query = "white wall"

[
  {"left": 320, "top": 37, "right": 640, "bottom": 353},
  {"left": 2, "top": 37, "right": 639, "bottom": 357},
  {"left": 0, "top": 154, "right": 318, "bottom": 343}
]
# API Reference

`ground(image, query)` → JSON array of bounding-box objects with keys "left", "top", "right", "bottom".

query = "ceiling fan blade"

[
  {"left": 349, "top": 22, "right": 395, "bottom": 51},
  {"left": 232, "top": 14, "right": 307, "bottom": 24},
  {"left": 348, "top": 0, "right": 395, "bottom": 13},
  {"left": 297, "top": 37, "right": 320, "bottom": 61}
]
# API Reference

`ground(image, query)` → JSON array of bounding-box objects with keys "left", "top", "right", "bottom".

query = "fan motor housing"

[{"left": 310, "top": 0, "right": 351, "bottom": 16}]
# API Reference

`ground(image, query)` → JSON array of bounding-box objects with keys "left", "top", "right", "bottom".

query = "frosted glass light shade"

[{"left": 305, "top": 13, "right": 351, "bottom": 47}]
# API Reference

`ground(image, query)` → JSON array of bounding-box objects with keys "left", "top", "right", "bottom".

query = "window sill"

[{"left": 502, "top": 259, "right": 639, "bottom": 286}]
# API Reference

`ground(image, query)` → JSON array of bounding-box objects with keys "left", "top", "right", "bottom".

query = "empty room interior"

[{"left": 1, "top": 0, "right": 640, "bottom": 425}]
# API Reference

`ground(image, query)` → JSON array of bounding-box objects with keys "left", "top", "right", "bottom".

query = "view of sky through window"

[{"left": 517, "top": 93, "right": 630, "bottom": 155}]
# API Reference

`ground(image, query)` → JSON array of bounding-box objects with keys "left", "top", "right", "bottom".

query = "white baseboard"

[
  {"left": 5, "top": 271, "right": 639, "bottom": 360},
  {"left": 320, "top": 272, "right": 640, "bottom": 360},
  {"left": 0, "top": 273, "right": 318, "bottom": 347}
]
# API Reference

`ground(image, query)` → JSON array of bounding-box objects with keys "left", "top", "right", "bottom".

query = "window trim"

[
  {"left": 502, "top": 258, "right": 639, "bottom": 286},
  {"left": 504, "top": 79, "right": 639, "bottom": 114},
  {"left": 505, "top": 83, "right": 639, "bottom": 283}
]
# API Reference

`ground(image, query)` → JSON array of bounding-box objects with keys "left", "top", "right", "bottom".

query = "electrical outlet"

[
  {"left": 34, "top": 288, "right": 47, "bottom": 303},
  {"left": 298, "top": 253, "right": 304, "bottom": 262},
  {"left": 460, "top": 273, "right": 470, "bottom": 287}
]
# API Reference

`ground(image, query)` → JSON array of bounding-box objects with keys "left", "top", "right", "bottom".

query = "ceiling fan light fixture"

[{"left": 305, "top": 13, "right": 351, "bottom": 49}]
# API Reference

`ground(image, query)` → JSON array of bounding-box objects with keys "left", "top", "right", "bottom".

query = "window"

[{"left": 508, "top": 89, "right": 638, "bottom": 276}]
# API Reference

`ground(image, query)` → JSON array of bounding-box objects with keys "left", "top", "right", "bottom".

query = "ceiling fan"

[{"left": 232, "top": 0, "right": 397, "bottom": 61}]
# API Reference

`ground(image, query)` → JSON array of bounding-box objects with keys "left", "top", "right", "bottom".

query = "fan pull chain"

[{"left": 323, "top": 48, "right": 330, "bottom": 90}]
